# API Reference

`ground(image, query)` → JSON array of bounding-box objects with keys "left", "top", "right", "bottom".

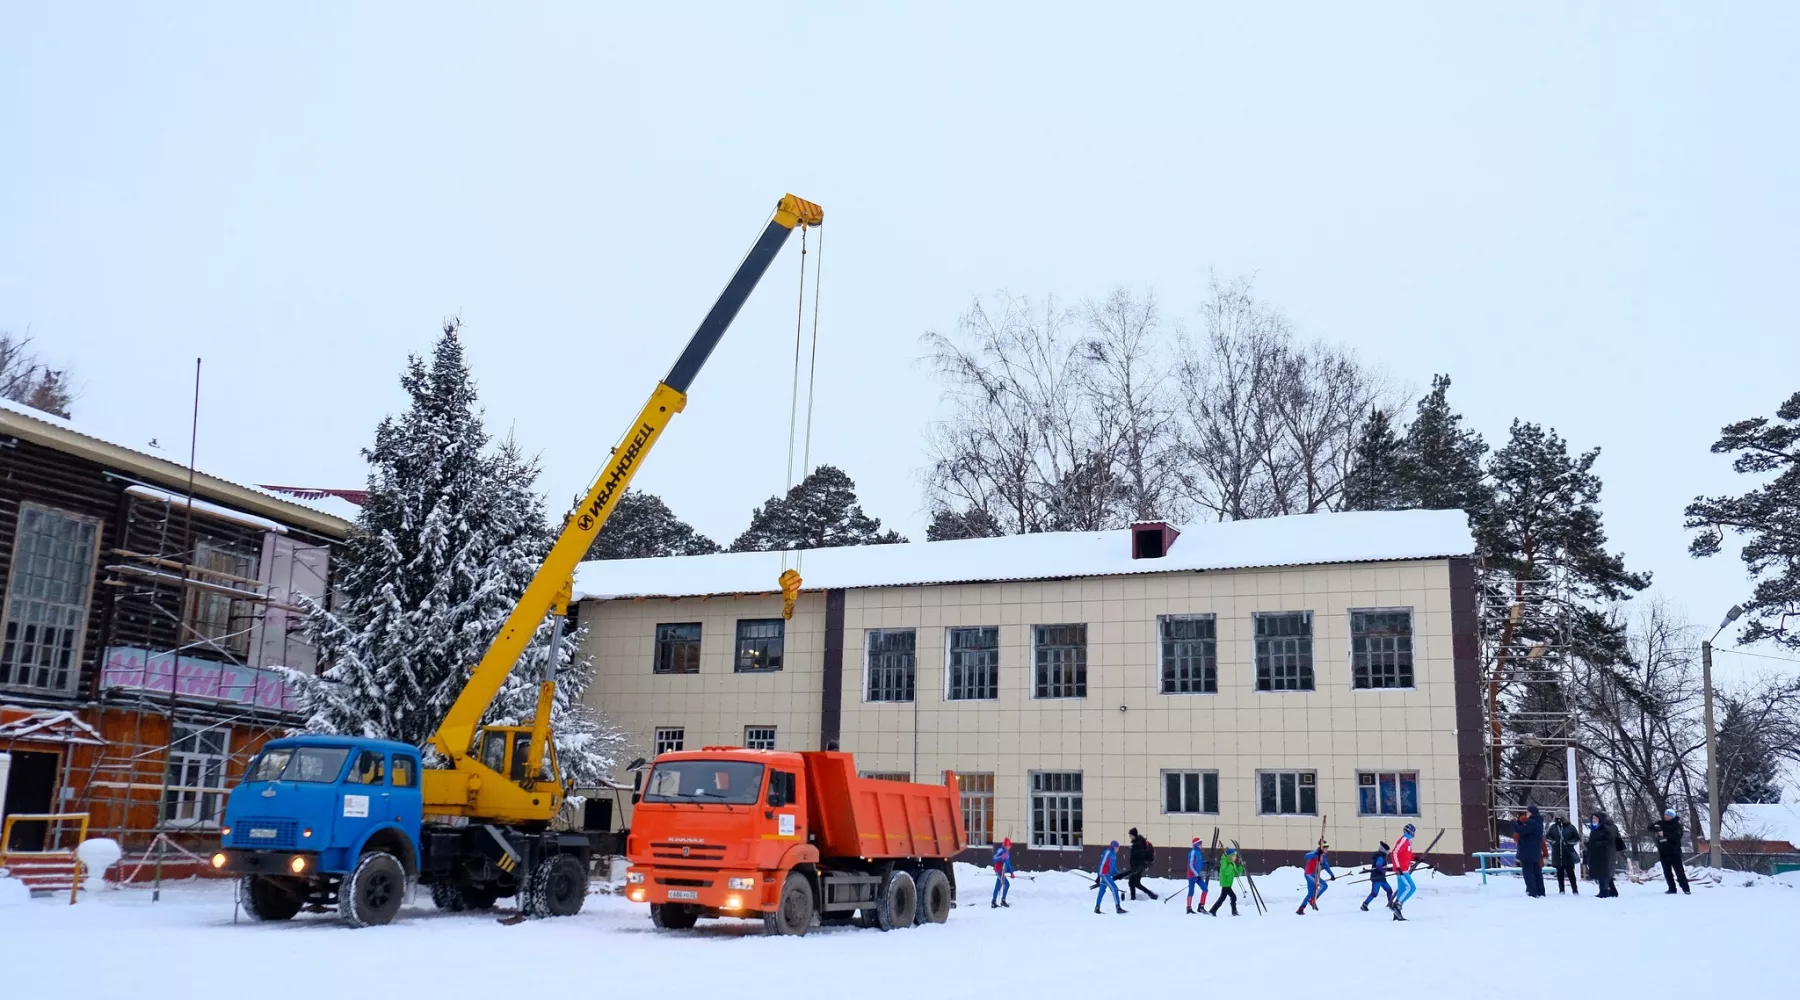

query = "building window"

[
  {"left": 1351, "top": 609, "right": 1414, "bottom": 689},
  {"left": 1032, "top": 624, "right": 1087, "bottom": 699},
  {"left": 653, "top": 623, "right": 702, "bottom": 674},
  {"left": 865, "top": 628, "right": 917, "bottom": 702},
  {"left": 185, "top": 538, "right": 262, "bottom": 659},
  {"left": 1030, "top": 771, "right": 1083, "bottom": 849},
  {"left": 163, "top": 724, "right": 230, "bottom": 826},
  {"left": 744, "top": 726, "right": 776, "bottom": 750},
  {"left": 734, "top": 619, "right": 784, "bottom": 672},
  {"left": 1358, "top": 771, "right": 1420, "bottom": 816},
  {"left": 958, "top": 773, "right": 995, "bottom": 847},
  {"left": 0, "top": 504, "right": 100, "bottom": 692},
  {"left": 1159, "top": 615, "right": 1217, "bottom": 694},
  {"left": 860, "top": 771, "right": 911, "bottom": 782},
  {"left": 946, "top": 626, "right": 999, "bottom": 701},
  {"left": 1258, "top": 769, "right": 1318, "bottom": 816},
  {"left": 654, "top": 727, "right": 685, "bottom": 756},
  {"left": 1254, "top": 611, "right": 1314, "bottom": 692},
  {"left": 1162, "top": 769, "right": 1219, "bottom": 814}
]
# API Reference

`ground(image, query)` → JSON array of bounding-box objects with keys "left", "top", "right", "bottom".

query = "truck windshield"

[
  {"left": 643, "top": 760, "right": 765, "bottom": 805},
  {"left": 248, "top": 746, "right": 352, "bottom": 783}
]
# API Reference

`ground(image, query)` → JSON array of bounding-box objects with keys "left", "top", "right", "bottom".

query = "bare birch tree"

[{"left": 0, "top": 331, "right": 74, "bottom": 418}]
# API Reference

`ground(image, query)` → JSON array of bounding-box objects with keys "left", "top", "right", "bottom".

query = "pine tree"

[
  {"left": 294, "top": 321, "right": 625, "bottom": 787},
  {"left": 925, "top": 505, "right": 1004, "bottom": 541},
  {"left": 585, "top": 490, "right": 720, "bottom": 560},
  {"left": 1340, "top": 408, "right": 1408, "bottom": 511},
  {"left": 1399, "top": 374, "right": 1490, "bottom": 515},
  {"left": 730, "top": 465, "right": 906, "bottom": 552},
  {"left": 1685, "top": 390, "right": 1800, "bottom": 651}
]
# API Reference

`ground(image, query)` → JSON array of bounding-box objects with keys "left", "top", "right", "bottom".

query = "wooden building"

[{"left": 0, "top": 396, "right": 355, "bottom": 874}]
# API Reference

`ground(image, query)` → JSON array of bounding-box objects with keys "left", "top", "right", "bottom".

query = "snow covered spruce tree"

[
  {"left": 1340, "top": 407, "right": 1408, "bottom": 511},
  {"left": 730, "top": 465, "right": 906, "bottom": 552},
  {"left": 585, "top": 489, "right": 719, "bottom": 560},
  {"left": 294, "top": 320, "right": 625, "bottom": 788}
]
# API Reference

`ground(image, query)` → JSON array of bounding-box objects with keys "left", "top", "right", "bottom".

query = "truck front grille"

[
  {"left": 654, "top": 877, "right": 714, "bottom": 888},
  {"left": 650, "top": 842, "right": 725, "bottom": 861},
  {"left": 231, "top": 818, "right": 299, "bottom": 849}
]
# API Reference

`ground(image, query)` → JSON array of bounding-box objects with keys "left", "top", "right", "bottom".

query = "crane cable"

[{"left": 778, "top": 225, "right": 823, "bottom": 618}]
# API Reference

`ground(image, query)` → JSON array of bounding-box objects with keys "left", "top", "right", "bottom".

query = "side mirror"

[
  {"left": 630, "top": 792, "right": 641, "bottom": 805},
  {"left": 766, "top": 785, "right": 783, "bottom": 809},
  {"left": 632, "top": 772, "right": 643, "bottom": 792}
]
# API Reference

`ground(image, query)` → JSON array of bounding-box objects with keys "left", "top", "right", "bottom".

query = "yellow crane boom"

[{"left": 422, "top": 194, "right": 823, "bottom": 823}]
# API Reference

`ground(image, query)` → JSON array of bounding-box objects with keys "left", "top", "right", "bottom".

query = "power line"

[{"left": 1711, "top": 646, "right": 1800, "bottom": 667}]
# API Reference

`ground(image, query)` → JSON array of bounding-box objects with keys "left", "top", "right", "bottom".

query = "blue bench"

[{"left": 1472, "top": 851, "right": 1558, "bottom": 885}]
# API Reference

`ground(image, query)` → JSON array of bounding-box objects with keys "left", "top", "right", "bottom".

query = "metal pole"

[
  {"left": 1565, "top": 745, "right": 1578, "bottom": 825},
  {"left": 1702, "top": 639, "right": 1722, "bottom": 870}
]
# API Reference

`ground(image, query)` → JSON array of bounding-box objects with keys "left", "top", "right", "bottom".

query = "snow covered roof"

[
  {"left": 0, "top": 708, "right": 107, "bottom": 746},
  {"left": 573, "top": 509, "right": 1475, "bottom": 601}
]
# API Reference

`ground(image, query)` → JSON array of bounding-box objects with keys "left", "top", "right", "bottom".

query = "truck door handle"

[{"left": 764, "top": 811, "right": 773, "bottom": 819}]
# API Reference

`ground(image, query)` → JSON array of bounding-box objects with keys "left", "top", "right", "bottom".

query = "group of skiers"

[{"left": 1511, "top": 804, "right": 1692, "bottom": 899}]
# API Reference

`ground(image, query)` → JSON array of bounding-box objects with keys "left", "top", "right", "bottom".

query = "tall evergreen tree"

[
  {"left": 1399, "top": 374, "right": 1490, "bottom": 515},
  {"left": 1341, "top": 407, "right": 1408, "bottom": 511},
  {"left": 926, "top": 505, "right": 1004, "bottom": 541},
  {"left": 730, "top": 465, "right": 906, "bottom": 552},
  {"left": 1685, "top": 390, "right": 1800, "bottom": 651},
  {"left": 585, "top": 490, "right": 720, "bottom": 560},
  {"left": 294, "top": 321, "right": 625, "bottom": 787}
]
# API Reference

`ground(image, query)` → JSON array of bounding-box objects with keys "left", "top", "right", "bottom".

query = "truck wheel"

[
  {"left": 429, "top": 881, "right": 499, "bottom": 912},
  {"left": 875, "top": 870, "right": 916, "bottom": 931},
  {"left": 241, "top": 875, "right": 302, "bottom": 921},
  {"left": 337, "top": 851, "right": 406, "bottom": 927},
  {"left": 915, "top": 868, "right": 952, "bottom": 924},
  {"left": 762, "top": 872, "right": 814, "bottom": 936},
  {"left": 650, "top": 903, "right": 699, "bottom": 930},
  {"left": 524, "top": 854, "right": 588, "bottom": 918},
  {"left": 462, "top": 885, "right": 500, "bottom": 910}
]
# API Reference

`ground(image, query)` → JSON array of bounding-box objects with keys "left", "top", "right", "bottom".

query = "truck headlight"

[
  {"left": 728, "top": 877, "right": 755, "bottom": 890},
  {"left": 211, "top": 853, "right": 227, "bottom": 869},
  {"left": 289, "top": 856, "right": 307, "bottom": 874},
  {"left": 725, "top": 895, "right": 743, "bottom": 910},
  {"left": 220, "top": 826, "right": 232, "bottom": 837},
  {"left": 627, "top": 872, "right": 645, "bottom": 884}
]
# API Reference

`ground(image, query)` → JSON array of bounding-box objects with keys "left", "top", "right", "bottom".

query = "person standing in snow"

[
  {"left": 1207, "top": 847, "right": 1245, "bottom": 916},
  {"left": 991, "top": 837, "right": 1015, "bottom": 908},
  {"left": 1185, "top": 836, "right": 1209, "bottom": 913},
  {"left": 1586, "top": 812, "right": 1623, "bottom": 898},
  {"left": 1513, "top": 805, "right": 1547, "bottom": 897},
  {"left": 1125, "top": 828, "right": 1158, "bottom": 900},
  {"left": 1648, "top": 809, "right": 1691, "bottom": 895},
  {"left": 1392, "top": 824, "right": 1419, "bottom": 919},
  {"left": 1546, "top": 815, "right": 1583, "bottom": 895},
  {"left": 1361, "top": 842, "right": 1395, "bottom": 912},
  {"left": 1296, "top": 842, "right": 1334, "bottom": 914},
  {"left": 1095, "top": 840, "right": 1126, "bottom": 914}
]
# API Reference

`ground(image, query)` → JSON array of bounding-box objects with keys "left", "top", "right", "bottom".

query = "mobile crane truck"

[
  {"left": 209, "top": 195, "right": 825, "bottom": 926},
  {"left": 626, "top": 748, "right": 965, "bottom": 935}
]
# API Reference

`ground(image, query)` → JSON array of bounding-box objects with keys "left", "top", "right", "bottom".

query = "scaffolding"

[{"left": 1479, "top": 568, "right": 1579, "bottom": 835}]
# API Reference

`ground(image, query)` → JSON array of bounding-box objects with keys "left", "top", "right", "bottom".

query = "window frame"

[
  {"left": 1031, "top": 623, "right": 1088, "bottom": 700},
  {"left": 957, "top": 772, "right": 995, "bottom": 847},
  {"left": 652, "top": 622, "right": 703, "bottom": 675},
  {"left": 1028, "top": 770, "right": 1084, "bottom": 850},
  {"left": 653, "top": 726, "right": 685, "bottom": 756},
  {"left": 864, "top": 628, "right": 918, "bottom": 703},
  {"left": 944, "top": 626, "right": 999, "bottom": 701},
  {"left": 1349, "top": 607, "right": 1416, "bottom": 690},
  {"left": 1253, "top": 611, "right": 1316, "bottom": 693},
  {"left": 1256, "top": 768, "right": 1319, "bottom": 816},
  {"left": 1160, "top": 768, "right": 1220, "bottom": 815},
  {"left": 162, "top": 723, "right": 231, "bottom": 827},
  {"left": 743, "top": 725, "right": 777, "bottom": 751},
  {"left": 1158, "top": 614, "right": 1218, "bottom": 695},
  {"left": 0, "top": 503, "right": 102, "bottom": 694},
  {"left": 184, "top": 536, "right": 262, "bottom": 660},
  {"left": 1357, "top": 770, "right": 1421, "bottom": 816},
  {"left": 734, "top": 618, "right": 785, "bottom": 673}
]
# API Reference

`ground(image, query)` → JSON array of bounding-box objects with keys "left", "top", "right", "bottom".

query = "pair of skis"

[{"left": 1228, "top": 839, "right": 1268, "bottom": 914}]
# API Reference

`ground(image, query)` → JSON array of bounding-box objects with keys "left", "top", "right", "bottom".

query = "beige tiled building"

[{"left": 574, "top": 510, "right": 1489, "bottom": 873}]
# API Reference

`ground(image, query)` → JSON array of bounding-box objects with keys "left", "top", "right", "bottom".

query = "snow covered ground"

[{"left": 3, "top": 864, "right": 1794, "bottom": 999}]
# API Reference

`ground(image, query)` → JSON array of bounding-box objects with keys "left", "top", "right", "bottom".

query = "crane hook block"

[{"left": 778, "top": 568, "right": 803, "bottom": 620}]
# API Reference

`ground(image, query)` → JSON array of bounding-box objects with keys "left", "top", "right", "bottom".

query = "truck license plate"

[
  {"left": 667, "top": 890, "right": 698, "bottom": 901},
  {"left": 249, "top": 828, "right": 278, "bottom": 839}
]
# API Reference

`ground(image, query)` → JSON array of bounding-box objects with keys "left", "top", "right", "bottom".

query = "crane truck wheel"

[
  {"left": 430, "top": 881, "right": 500, "bottom": 912},
  {"left": 338, "top": 851, "right": 406, "bottom": 927},
  {"left": 524, "top": 854, "right": 588, "bottom": 918},
  {"left": 915, "top": 868, "right": 953, "bottom": 924},
  {"left": 875, "top": 870, "right": 917, "bottom": 931},
  {"left": 650, "top": 903, "right": 699, "bottom": 930},
  {"left": 240, "top": 875, "right": 302, "bottom": 921},
  {"left": 762, "top": 872, "right": 815, "bottom": 936}
]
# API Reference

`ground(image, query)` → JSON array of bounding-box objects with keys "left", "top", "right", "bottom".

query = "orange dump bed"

[{"left": 802, "top": 752, "right": 965, "bottom": 860}]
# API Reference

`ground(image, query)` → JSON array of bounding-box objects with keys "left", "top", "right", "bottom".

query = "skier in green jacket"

[{"left": 1206, "top": 847, "right": 1247, "bottom": 916}]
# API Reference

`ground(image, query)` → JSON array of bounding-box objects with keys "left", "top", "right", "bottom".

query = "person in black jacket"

[
  {"left": 1587, "top": 811, "right": 1623, "bottom": 898},
  {"left": 1546, "top": 815, "right": 1582, "bottom": 894},
  {"left": 1125, "top": 828, "right": 1159, "bottom": 900},
  {"left": 1512, "top": 804, "right": 1547, "bottom": 897},
  {"left": 1649, "top": 809, "right": 1691, "bottom": 895}
]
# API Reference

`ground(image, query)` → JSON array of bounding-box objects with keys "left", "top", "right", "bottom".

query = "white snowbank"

[
  {"left": 0, "top": 876, "right": 28, "bottom": 908},
  {"left": 575, "top": 509, "right": 1475, "bottom": 599}
]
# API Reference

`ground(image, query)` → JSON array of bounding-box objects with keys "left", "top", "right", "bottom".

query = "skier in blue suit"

[
  {"left": 991, "top": 837, "right": 1015, "bottom": 908},
  {"left": 1361, "top": 842, "right": 1395, "bottom": 911},
  {"left": 1094, "top": 840, "right": 1126, "bottom": 914},
  {"left": 1295, "top": 843, "right": 1335, "bottom": 914},
  {"left": 1185, "top": 837, "right": 1210, "bottom": 913}
]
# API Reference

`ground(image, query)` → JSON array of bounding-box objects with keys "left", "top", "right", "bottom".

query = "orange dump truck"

[{"left": 625, "top": 748, "right": 966, "bottom": 935}]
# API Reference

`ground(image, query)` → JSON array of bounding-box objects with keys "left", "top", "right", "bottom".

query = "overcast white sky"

[{"left": 3, "top": 3, "right": 1796, "bottom": 675}]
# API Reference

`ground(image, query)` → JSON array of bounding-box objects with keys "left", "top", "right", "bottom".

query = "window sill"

[
  {"left": 864, "top": 698, "right": 916, "bottom": 705},
  {"left": 1350, "top": 685, "right": 1419, "bottom": 693},
  {"left": 1252, "top": 688, "right": 1318, "bottom": 695},
  {"left": 1257, "top": 814, "right": 1321, "bottom": 819},
  {"left": 1159, "top": 689, "right": 1219, "bottom": 697},
  {"left": 1027, "top": 844, "right": 1085, "bottom": 852},
  {"left": 733, "top": 668, "right": 785, "bottom": 674},
  {"left": 946, "top": 696, "right": 1000, "bottom": 703},
  {"left": 1030, "top": 695, "right": 1088, "bottom": 701}
]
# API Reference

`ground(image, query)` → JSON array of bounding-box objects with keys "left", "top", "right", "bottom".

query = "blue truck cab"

[{"left": 214, "top": 735, "right": 423, "bottom": 926}]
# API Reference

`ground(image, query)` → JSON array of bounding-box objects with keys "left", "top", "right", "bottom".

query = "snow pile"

[
  {"left": 576, "top": 509, "right": 1475, "bottom": 600},
  {"left": 0, "top": 875, "right": 28, "bottom": 908}
]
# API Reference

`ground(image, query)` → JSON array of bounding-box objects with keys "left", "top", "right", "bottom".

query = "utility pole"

[{"left": 1702, "top": 638, "right": 1721, "bottom": 871}]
